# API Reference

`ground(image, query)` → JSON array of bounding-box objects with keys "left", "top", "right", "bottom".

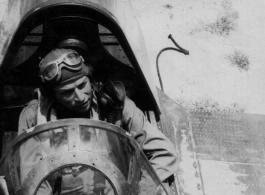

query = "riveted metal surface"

[
  {"left": 12, "top": 25, "right": 43, "bottom": 67},
  {"left": 157, "top": 88, "right": 204, "bottom": 195},
  {"left": 158, "top": 88, "right": 265, "bottom": 195},
  {"left": 189, "top": 111, "right": 265, "bottom": 163},
  {"left": 1, "top": 119, "right": 167, "bottom": 195},
  {"left": 98, "top": 24, "right": 133, "bottom": 68},
  {"left": 198, "top": 160, "right": 247, "bottom": 195},
  {"left": 0, "top": 0, "right": 161, "bottom": 114},
  {"left": 169, "top": 179, "right": 179, "bottom": 195},
  {"left": 67, "top": 125, "right": 80, "bottom": 151},
  {"left": 9, "top": 152, "right": 20, "bottom": 193},
  {"left": 198, "top": 160, "right": 265, "bottom": 195},
  {"left": 21, "top": 151, "right": 129, "bottom": 195},
  {"left": 0, "top": 119, "right": 129, "bottom": 160},
  {"left": 189, "top": 110, "right": 265, "bottom": 194},
  {"left": 189, "top": 111, "right": 222, "bottom": 160},
  {"left": 157, "top": 87, "right": 189, "bottom": 148},
  {"left": 4, "top": 150, "right": 18, "bottom": 195}
]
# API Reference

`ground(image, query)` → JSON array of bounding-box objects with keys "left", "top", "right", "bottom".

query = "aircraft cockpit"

[
  {"left": 0, "top": 1, "right": 160, "bottom": 154},
  {"left": 0, "top": 1, "right": 169, "bottom": 195}
]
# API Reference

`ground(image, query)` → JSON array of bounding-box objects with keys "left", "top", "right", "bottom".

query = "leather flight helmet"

[
  {"left": 57, "top": 36, "right": 96, "bottom": 89},
  {"left": 57, "top": 36, "right": 89, "bottom": 61}
]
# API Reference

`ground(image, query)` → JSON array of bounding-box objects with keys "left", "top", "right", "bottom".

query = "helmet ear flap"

[
  {"left": 39, "top": 85, "right": 54, "bottom": 98},
  {"left": 84, "top": 63, "right": 98, "bottom": 91},
  {"left": 85, "top": 63, "right": 94, "bottom": 79}
]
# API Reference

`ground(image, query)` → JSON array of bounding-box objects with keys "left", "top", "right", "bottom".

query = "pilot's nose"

[{"left": 74, "top": 88, "right": 84, "bottom": 102}]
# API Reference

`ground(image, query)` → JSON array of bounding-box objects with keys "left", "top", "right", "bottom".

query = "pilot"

[{"left": 18, "top": 46, "right": 178, "bottom": 194}]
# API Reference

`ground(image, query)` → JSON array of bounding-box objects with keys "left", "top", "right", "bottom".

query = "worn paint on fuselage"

[{"left": 159, "top": 88, "right": 265, "bottom": 195}]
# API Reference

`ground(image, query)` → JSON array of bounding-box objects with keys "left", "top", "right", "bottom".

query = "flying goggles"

[{"left": 40, "top": 51, "right": 84, "bottom": 83}]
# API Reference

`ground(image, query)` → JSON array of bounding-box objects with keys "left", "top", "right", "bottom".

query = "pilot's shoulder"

[
  {"left": 123, "top": 96, "right": 140, "bottom": 120},
  {"left": 20, "top": 99, "right": 39, "bottom": 118},
  {"left": 24, "top": 99, "right": 38, "bottom": 108}
]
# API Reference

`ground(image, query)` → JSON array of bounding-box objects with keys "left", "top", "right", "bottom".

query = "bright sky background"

[{"left": 0, "top": 0, "right": 265, "bottom": 114}]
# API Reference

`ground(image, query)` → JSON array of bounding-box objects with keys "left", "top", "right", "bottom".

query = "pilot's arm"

[
  {"left": 98, "top": 80, "right": 178, "bottom": 181},
  {"left": 18, "top": 100, "right": 53, "bottom": 195},
  {"left": 122, "top": 97, "right": 178, "bottom": 182},
  {"left": 18, "top": 99, "right": 38, "bottom": 135}
]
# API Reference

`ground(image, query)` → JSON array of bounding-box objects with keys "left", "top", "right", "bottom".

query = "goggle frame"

[{"left": 40, "top": 51, "right": 84, "bottom": 83}]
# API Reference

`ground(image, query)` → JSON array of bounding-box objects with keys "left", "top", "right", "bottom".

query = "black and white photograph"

[{"left": 0, "top": 1, "right": 264, "bottom": 195}]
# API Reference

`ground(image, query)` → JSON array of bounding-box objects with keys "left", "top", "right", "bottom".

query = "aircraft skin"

[{"left": 0, "top": 0, "right": 265, "bottom": 195}]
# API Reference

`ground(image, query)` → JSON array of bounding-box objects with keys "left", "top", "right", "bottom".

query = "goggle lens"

[
  {"left": 63, "top": 53, "right": 82, "bottom": 66},
  {"left": 41, "top": 52, "right": 84, "bottom": 81},
  {"left": 43, "top": 63, "right": 58, "bottom": 80}
]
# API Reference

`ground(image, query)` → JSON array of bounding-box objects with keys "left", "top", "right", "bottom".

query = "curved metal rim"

[
  {"left": 21, "top": 0, "right": 119, "bottom": 28},
  {"left": 0, "top": 119, "right": 136, "bottom": 165},
  {"left": 1, "top": 0, "right": 136, "bottom": 76},
  {"left": 20, "top": 151, "right": 129, "bottom": 195},
  {"left": 0, "top": 0, "right": 160, "bottom": 114},
  {"left": 2, "top": 119, "right": 168, "bottom": 195}
]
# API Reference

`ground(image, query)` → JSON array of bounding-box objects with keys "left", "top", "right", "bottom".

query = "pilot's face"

[{"left": 54, "top": 76, "right": 92, "bottom": 113}]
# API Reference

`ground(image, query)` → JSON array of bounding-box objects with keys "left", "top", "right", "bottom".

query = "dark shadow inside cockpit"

[{"left": 0, "top": 4, "right": 158, "bottom": 162}]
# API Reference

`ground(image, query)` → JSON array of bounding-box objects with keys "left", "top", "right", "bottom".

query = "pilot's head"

[{"left": 39, "top": 48, "right": 93, "bottom": 113}]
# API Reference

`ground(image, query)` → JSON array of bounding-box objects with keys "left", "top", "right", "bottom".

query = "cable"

[{"left": 156, "top": 34, "right": 189, "bottom": 92}]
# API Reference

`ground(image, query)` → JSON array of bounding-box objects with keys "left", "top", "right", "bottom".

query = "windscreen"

[
  {"left": 3, "top": 119, "right": 168, "bottom": 195},
  {"left": 37, "top": 164, "right": 115, "bottom": 195},
  {"left": 7, "top": 120, "right": 136, "bottom": 195}
]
